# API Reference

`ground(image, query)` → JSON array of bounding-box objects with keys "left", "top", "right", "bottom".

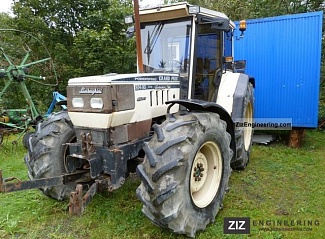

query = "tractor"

[{"left": 0, "top": 2, "right": 254, "bottom": 237}]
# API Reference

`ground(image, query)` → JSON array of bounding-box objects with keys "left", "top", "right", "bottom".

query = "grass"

[{"left": 0, "top": 130, "right": 324, "bottom": 239}]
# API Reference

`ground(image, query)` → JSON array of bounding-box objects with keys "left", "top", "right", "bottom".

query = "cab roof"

[{"left": 139, "top": 2, "right": 235, "bottom": 29}]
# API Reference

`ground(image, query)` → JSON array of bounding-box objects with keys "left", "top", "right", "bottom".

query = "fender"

[
  {"left": 166, "top": 99, "right": 237, "bottom": 162},
  {"left": 215, "top": 72, "right": 255, "bottom": 122},
  {"left": 215, "top": 72, "right": 241, "bottom": 116}
]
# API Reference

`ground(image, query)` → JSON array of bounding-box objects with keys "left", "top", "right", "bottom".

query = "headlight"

[
  {"left": 72, "top": 97, "right": 84, "bottom": 108},
  {"left": 90, "top": 98, "right": 103, "bottom": 109}
]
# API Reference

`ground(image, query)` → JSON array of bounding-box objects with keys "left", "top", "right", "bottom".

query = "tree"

[{"left": 12, "top": 0, "right": 136, "bottom": 90}]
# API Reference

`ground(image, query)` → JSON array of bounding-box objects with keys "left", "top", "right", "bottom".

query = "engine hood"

[{"left": 68, "top": 73, "right": 180, "bottom": 85}]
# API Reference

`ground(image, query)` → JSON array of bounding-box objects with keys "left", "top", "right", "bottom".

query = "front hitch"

[
  {"left": 0, "top": 169, "right": 99, "bottom": 215},
  {"left": 0, "top": 169, "right": 64, "bottom": 193}
]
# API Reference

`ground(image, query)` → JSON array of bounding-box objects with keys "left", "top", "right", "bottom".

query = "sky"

[
  {"left": 140, "top": 0, "right": 164, "bottom": 8},
  {"left": 0, "top": 0, "right": 164, "bottom": 14},
  {"left": 0, "top": 0, "right": 13, "bottom": 14}
]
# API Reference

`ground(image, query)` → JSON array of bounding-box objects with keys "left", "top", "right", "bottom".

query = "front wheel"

[
  {"left": 136, "top": 112, "right": 232, "bottom": 237},
  {"left": 22, "top": 131, "right": 34, "bottom": 149}
]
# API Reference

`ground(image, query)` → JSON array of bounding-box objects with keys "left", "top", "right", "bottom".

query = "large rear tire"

[
  {"left": 24, "top": 111, "right": 76, "bottom": 201},
  {"left": 232, "top": 83, "right": 254, "bottom": 169},
  {"left": 136, "top": 112, "right": 232, "bottom": 237}
]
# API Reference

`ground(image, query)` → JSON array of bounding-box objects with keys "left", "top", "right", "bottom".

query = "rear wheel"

[
  {"left": 136, "top": 112, "right": 232, "bottom": 237},
  {"left": 232, "top": 83, "right": 254, "bottom": 169},
  {"left": 24, "top": 111, "right": 77, "bottom": 200}
]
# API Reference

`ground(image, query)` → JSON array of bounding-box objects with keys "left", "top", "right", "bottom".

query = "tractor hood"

[
  {"left": 67, "top": 73, "right": 181, "bottom": 129},
  {"left": 68, "top": 73, "right": 180, "bottom": 86}
]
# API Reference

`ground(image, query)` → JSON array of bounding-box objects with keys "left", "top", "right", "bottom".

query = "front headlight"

[
  {"left": 90, "top": 98, "right": 103, "bottom": 109},
  {"left": 72, "top": 97, "right": 84, "bottom": 108}
]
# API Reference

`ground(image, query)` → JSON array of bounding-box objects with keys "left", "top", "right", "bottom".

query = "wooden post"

[
  {"left": 134, "top": 0, "right": 144, "bottom": 73},
  {"left": 288, "top": 128, "right": 305, "bottom": 148}
]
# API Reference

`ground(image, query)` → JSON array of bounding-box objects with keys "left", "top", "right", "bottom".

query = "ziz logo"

[{"left": 224, "top": 217, "right": 250, "bottom": 234}]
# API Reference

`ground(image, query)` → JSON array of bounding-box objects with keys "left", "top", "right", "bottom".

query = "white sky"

[
  {"left": 140, "top": 0, "right": 164, "bottom": 8},
  {"left": 0, "top": 0, "right": 164, "bottom": 14},
  {"left": 0, "top": 0, "right": 13, "bottom": 14}
]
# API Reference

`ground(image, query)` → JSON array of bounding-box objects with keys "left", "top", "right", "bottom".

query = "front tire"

[
  {"left": 24, "top": 111, "right": 76, "bottom": 201},
  {"left": 22, "top": 131, "right": 34, "bottom": 149},
  {"left": 136, "top": 112, "right": 232, "bottom": 237}
]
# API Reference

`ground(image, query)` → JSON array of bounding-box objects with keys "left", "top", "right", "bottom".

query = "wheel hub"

[
  {"left": 194, "top": 162, "right": 204, "bottom": 181},
  {"left": 191, "top": 153, "right": 207, "bottom": 193}
]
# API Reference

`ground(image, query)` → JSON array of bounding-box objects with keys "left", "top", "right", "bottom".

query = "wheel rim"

[
  {"left": 190, "top": 141, "right": 223, "bottom": 208},
  {"left": 244, "top": 102, "right": 253, "bottom": 151}
]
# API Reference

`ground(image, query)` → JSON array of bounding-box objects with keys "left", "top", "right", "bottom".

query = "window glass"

[
  {"left": 140, "top": 19, "right": 192, "bottom": 77},
  {"left": 194, "top": 23, "right": 222, "bottom": 101}
]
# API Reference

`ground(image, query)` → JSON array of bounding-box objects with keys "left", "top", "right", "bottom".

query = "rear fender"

[
  {"left": 166, "top": 99, "right": 236, "bottom": 162},
  {"left": 216, "top": 72, "right": 255, "bottom": 118},
  {"left": 232, "top": 74, "right": 249, "bottom": 121}
]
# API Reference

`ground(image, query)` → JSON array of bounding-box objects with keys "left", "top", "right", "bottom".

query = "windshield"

[{"left": 140, "top": 19, "right": 192, "bottom": 75}]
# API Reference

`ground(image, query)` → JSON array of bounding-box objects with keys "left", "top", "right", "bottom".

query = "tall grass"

[{"left": 0, "top": 130, "right": 324, "bottom": 239}]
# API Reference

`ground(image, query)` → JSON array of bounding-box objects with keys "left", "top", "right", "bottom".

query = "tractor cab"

[{"left": 138, "top": 3, "right": 237, "bottom": 101}]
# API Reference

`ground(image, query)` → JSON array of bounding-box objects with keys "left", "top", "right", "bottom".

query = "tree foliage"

[{"left": 14, "top": 0, "right": 136, "bottom": 79}]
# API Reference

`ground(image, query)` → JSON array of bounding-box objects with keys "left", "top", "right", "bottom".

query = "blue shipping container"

[{"left": 234, "top": 12, "right": 323, "bottom": 128}]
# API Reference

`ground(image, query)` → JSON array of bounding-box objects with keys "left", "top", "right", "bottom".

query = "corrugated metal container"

[{"left": 234, "top": 12, "right": 323, "bottom": 128}]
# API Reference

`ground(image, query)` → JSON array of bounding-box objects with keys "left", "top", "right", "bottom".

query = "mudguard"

[
  {"left": 166, "top": 99, "right": 237, "bottom": 162},
  {"left": 232, "top": 74, "right": 253, "bottom": 121}
]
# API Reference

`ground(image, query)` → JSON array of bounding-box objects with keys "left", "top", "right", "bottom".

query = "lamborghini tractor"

[{"left": 0, "top": 2, "right": 254, "bottom": 237}]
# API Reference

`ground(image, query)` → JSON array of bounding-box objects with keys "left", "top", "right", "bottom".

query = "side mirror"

[
  {"left": 125, "top": 15, "right": 135, "bottom": 38},
  {"left": 211, "top": 18, "right": 230, "bottom": 31},
  {"left": 126, "top": 26, "right": 135, "bottom": 38},
  {"left": 234, "top": 60, "right": 246, "bottom": 73}
]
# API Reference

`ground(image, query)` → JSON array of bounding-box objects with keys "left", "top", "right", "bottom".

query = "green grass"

[{"left": 0, "top": 130, "right": 324, "bottom": 239}]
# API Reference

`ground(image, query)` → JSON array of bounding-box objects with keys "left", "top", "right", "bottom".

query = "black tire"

[
  {"left": 232, "top": 83, "right": 254, "bottom": 169},
  {"left": 22, "top": 131, "right": 34, "bottom": 149},
  {"left": 24, "top": 111, "right": 76, "bottom": 201},
  {"left": 136, "top": 112, "right": 232, "bottom": 237}
]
